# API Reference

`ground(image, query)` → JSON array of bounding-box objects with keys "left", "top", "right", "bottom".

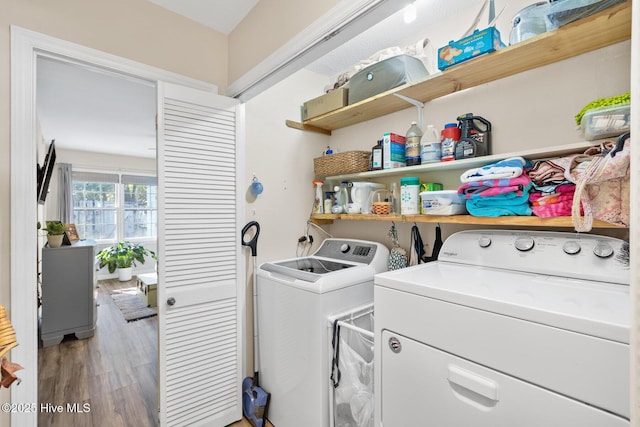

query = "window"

[
  {"left": 72, "top": 171, "right": 157, "bottom": 241},
  {"left": 122, "top": 174, "right": 157, "bottom": 239}
]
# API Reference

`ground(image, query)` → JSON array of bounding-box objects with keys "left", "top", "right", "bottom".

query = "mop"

[{"left": 241, "top": 221, "right": 270, "bottom": 427}]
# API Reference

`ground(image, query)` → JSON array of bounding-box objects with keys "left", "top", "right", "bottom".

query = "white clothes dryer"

[
  {"left": 374, "top": 230, "right": 630, "bottom": 427},
  {"left": 257, "top": 238, "right": 388, "bottom": 427}
]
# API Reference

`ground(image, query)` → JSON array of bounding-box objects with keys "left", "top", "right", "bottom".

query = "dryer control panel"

[{"left": 438, "top": 230, "right": 629, "bottom": 285}]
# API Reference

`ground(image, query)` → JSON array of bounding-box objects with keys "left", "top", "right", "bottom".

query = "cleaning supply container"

[
  {"left": 455, "top": 113, "right": 492, "bottom": 159},
  {"left": 419, "top": 183, "right": 444, "bottom": 214},
  {"left": 400, "top": 177, "right": 420, "bottom": 215},
  {"left": 420, "top": 190, "right": 467, "bottom": 215},
  {"left": 441, "top": 123, "right": 460, "bottom": 162},
  {"left": 313, "top": 180, "right": 324, "bottom": 214},
  {"left": 405, "top": 122, "right": 422, "bottom": 166},
  {"left": 420, "top": 124, "right": 441, "bottom": 163}
]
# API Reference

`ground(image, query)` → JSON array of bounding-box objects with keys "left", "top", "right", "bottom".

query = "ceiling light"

[{"left": 403, "top": 2, "right": 416, "bottom": 24}]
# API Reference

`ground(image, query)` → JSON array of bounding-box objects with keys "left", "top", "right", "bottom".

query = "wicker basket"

[
  {"left": 372, "top": 202, "right": 391, "bottom": 215},
  {"left": 314, "top": 151, "right": 370, "bottom": 178}
]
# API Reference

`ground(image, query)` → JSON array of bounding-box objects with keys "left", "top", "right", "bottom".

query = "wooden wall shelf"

[
  {"left": 287, "top": 2, "right": 631, "bottom": 135},
  {"left": 310, "top": 213, "right": 624, "bottom": 229}
]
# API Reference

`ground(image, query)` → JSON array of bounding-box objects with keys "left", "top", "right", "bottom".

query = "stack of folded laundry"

[
  {"left": 526, "top": 159, "right": 578, "bottom": 218},
  {"left": 458, "top": 157, "right": 533, "bottom": 217}
]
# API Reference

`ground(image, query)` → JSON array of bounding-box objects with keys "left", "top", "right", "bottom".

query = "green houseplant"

[
  {"left": 96, "top": 241, "right": 157, "bottom": 281},
  {"left": 38, "top": 221, "right": 68, "bottom": 248}
]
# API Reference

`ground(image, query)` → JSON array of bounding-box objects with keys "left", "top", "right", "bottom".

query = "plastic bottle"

[
  {"left": 455, "top": 113, "right": 492, "bottom": 159},
  {"left": 371, "top": 139, "right": 384, "bottom": 171},
  {"left": 441, "top": 123, "right": 460, "bottom": 162},
  {"left": 420, "top": 124, "right": 441, "bottom": 163},
  {"left": 324, "top": 191, "right": 334, "bottom": 214},
  {"left": 389, "top": 182, "right": 400, "bottom": 215},
  {"left": 405, "top": 121, "right": 422, "bottom": 166},
  {"left": 332, "top": 182, "right": 349, "bottom": 214},
  {"left": 313, "top": 180, "right": 324, "bottom": 214}
]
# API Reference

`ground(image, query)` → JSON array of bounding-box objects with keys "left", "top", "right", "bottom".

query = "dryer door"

[{"left": 379, "top": 330, "right": 628, "bottom": 427}]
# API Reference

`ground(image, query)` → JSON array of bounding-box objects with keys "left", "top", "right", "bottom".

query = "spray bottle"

[
  {"left": 312, "top": 180, "right": 324, "bottom": 214},
  {"left": 454, "top": 113, "right": 492, "bottom": 159}
]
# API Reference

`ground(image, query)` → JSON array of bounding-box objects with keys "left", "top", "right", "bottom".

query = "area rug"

[{"left": 110, "top": 287, "right": 157, "bottom": 322}]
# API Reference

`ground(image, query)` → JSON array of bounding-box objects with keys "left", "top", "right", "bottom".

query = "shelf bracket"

[{"left": 393, "top": 93, "right": 424, "bottom": 129}]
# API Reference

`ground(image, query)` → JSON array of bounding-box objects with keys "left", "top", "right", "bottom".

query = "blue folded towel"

[{"left": 466, "top": 187, "right": 533, "bottom": 217}]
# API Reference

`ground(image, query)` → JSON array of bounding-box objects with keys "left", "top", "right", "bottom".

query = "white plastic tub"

[
  {"left": 420, "top": 190, "right": 466, "bottom": 215},
  {"left": 581, "top": 103, "right": 630, "bottom": 141}
]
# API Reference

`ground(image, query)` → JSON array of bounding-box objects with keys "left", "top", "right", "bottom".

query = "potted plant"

[
  {"left": 96, "top": 241, "right": 157, "bottom": 281},
  {"left": 38, "top": 221, "right": 68, "bottom": 248}
]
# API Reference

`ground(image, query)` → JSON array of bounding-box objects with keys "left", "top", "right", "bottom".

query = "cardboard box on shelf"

[
  {"left": 382, "top": 132, "right": 406, "bottom": 169},
  {"left": 438, "top": 27, "right": 504, "bottom": 71},
  {"left": 301, "top": 88, "right": 348, "bottom": 120}
]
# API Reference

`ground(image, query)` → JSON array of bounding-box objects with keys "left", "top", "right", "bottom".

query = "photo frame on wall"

[{"left": 65, "top": 223, "right": 80, "bottom": 242}]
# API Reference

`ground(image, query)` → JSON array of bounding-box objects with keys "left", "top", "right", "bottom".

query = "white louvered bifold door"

[{"left": 157, "top": 82, "right": 243, "bottom": 427}]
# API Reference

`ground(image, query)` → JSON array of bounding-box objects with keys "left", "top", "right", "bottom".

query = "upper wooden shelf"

[{"left": 288, "top": 1, "right": 631, "bottom": 134}]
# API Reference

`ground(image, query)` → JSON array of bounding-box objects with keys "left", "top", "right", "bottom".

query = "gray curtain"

[{"left": 57, "top": 163, "right": 73, "bottom": 224}]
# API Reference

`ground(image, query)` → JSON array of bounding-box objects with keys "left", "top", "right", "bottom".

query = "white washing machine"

[
  {"left": 374, "top": 230, "right": 630, "bottom": 427},
  {"left": 257, "top": 238, "right": 389, "bottom": 427}
]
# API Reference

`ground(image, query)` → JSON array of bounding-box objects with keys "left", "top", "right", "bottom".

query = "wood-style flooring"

[
  {"left": 38, "top": 278, "right": 158, "bottom": 427},
  {"left": 38, "top": 278, "right": 274, "bottom": 427}
]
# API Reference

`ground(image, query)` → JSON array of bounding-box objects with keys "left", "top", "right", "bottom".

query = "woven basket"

[
  {"left": 372, "top": 202, "right": 391, "bottom": 215},
  {"left": 314, "top": 151, "right": 370, "bottom": 178}
]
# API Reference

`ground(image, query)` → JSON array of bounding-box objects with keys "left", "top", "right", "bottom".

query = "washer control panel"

[
  {"left": 440, "top": 230, "right": 629, "bottom": 285},
  {"left": 314, "top": 238, "right": 379, "bottom": 264}
]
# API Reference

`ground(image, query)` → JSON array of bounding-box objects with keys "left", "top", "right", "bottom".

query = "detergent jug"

[{"left": 455, "top": 113, "right": 492, "bottom": 159}]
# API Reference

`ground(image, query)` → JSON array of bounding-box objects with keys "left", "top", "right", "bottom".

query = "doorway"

[
  {"left": 11, "top": 27, "right": 219, "bottom": 426},
  {"left": 35, "top": 55, "right": 159, "bottom": 426}
]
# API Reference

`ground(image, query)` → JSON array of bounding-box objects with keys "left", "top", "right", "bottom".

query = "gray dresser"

[{"left": 40, "top": 239, "right": 97, "bottom": 347}]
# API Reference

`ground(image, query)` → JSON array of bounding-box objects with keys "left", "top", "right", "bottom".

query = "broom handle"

[{"left": 252, "top": 257, "right": 261, "bottom": 380}]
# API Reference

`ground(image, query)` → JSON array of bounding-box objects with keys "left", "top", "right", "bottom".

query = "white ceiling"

[
  {"left": 36, "top": 57, "right": 158, "bottom": 159},
  {"left": 147, "top": 0, "right": 260, "bottom": 35},
  {"left": 36, "top": 0, "right": 486, "bottom": 159}
]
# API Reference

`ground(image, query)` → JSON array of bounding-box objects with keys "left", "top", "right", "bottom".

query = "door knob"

[{"left": 167, "top": 297, "right": 176, "bottom": 306}]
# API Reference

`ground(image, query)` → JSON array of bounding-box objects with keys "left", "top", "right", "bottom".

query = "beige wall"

[
  {"left": 244, "top": 0, "right": 632, "bottom": 262},
  {"left": 0, "top": 0, "right": 226, "bottom": 421},
  {"left": 1, "top": 0, "right": 633, "bottom": 423},
  {"left": 228, "top": 0, "right": 341, "bottom": 83}
]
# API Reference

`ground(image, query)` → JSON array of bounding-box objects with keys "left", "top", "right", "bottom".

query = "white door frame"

[{"left": 10, "top": 26, "right": 219, "bottom": 426}]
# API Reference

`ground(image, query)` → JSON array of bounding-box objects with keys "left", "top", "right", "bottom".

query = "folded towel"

[
  {"left": 530, "top": 180, "right": 572, "bottom": 193},
  {"left": 460, "top": 157, "right": 526, "bottom": 183},
  {"left": 528, "top": 183, "right": 578, "bottom": 218},
  {"left": 529, "top": 184, "right": 576, "bottom": 205},
  {"left": 466, "top": 186, "right": 533, "bottom": 217},
  {"left": 530, "top": 193, "right": 575, "bottom": 206},
  {"left": 458, "top": 174, "right": 531, "bottom": 199},
  {"left": 530, "top": 198, "right": 576, "bottom": 217},
  {"left": 526, "top": 160, "right": 567, "bottom": 186}
]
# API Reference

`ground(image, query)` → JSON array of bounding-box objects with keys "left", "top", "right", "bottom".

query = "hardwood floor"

[
  {"left": 38, "top": 278, "right": 158, "bottom": 427},
  {"left": 38, "top": 278, "right": 273, "bottom": 427}
]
